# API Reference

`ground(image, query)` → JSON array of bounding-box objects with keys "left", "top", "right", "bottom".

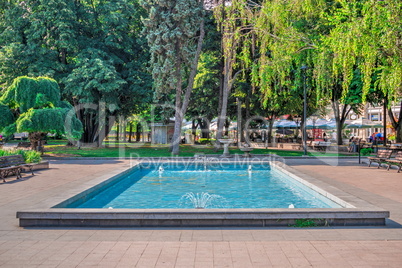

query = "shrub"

[
  {"left": 197, "top": 138, "right": 215, "bottom": 145},
  {"left": 22, "top": 150, "right": 42, "bottom": 163},
  {"left": 0, "top": 149, "right": 41, "bottom": 163},
  {"left": 360, "top": 148, "right": 373, "bottom": 156}
]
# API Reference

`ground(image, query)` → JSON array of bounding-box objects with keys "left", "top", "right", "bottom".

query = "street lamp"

[{"left": 301, "top": 65, "right": 308, "bottom": 156}]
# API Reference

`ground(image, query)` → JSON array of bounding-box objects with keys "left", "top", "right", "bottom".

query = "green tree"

[
  {"left": 0, "top": 76, "right": 82, "bottom": 149},
  {"left": 234, "top": 0, "right": 367, "bottom": 145},
  {"left": 186, "top": 15, "right": 222, "bottom": 140},
  {"left": 213, "top": 0, "right": 255, "bottom": 142},
  {"left": 141, "top": 0, "right": 205, "bottom": 155},
  {"left": 355, "top": 0, "right": 402, "bottom": 142},
  {"left": 0, "top": 0, "right": 152, "bottom": 146},
  {"left": 246, "top": 0, "right": 324, "bottom": 143}
]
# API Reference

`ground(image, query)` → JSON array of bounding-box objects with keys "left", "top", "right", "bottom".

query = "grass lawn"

[{"left": 42, "top": 140, "right": 355, "bottom": 158}]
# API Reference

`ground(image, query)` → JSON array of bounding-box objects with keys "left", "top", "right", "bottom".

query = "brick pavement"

[{"left": 0, "top": 158, "right": 402, "bottom": 267}]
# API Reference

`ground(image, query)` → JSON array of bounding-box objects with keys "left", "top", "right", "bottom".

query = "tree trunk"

[
  {"left": 267, "top": 114, "right": 276, "bottom": 144},
  {"left": 28, "top": 132, "right": 46, "bottom": 151},
  {"left": 200, "top": 119, "right": 210, "bottom": 139},
  {"left": 237, "top": 98, "right": 242, "bottom": 146},
  {"left": 60, "top": 48, "right": 67, "bottom": 65},
  {"left": 383, "top": 100, "right": 387, "bottom": 145},
  {"left": 191, "top": 120, "right": 197, "bottom": 142},
  {"left": 73, "top": 100, "right": 116, "bottom": 147},
  {"left": 128, "top": 122, "right": 133, "bottom": 143},
  {"left": 332, "top": 100, "right": 352, "bottom": 145},
  {"left": 170, "top": 19, "right": 205, "bottom": 155},
  {"left": 122, "top": 118, "right": 127, "bottom": 142},
  {"left": 136, "top": 123, "right": 141, "bottom": 142},
  {"left": 216, "top": 4, "right": 237, "bottom": 144},
  {"left": 388, "top": 100, "right": 402, "bottom": 142},
  {"left": 115, "top": 122, "right": 120, "bottom": 142}
]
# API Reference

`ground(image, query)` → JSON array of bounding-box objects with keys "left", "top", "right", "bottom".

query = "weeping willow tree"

[
  {"left": 0, "top": 76, "right": 83, "bottom": 149},
  {"left": 357, "top": 0, "right": 402, "bottom": 142},
  {"left": 141, "top": 0, "right": 205, "bottom": 155},
  {"left": 312, "top": 1, "right": 368, "bottom": 145},
  {"left": 247, "top": 0, "right": 371, "bottom": 145},
  {"left": 218, "top": 0, "right": 401, "bottom": 145},
  {"left": 314, "top": 0, "right": 402, "bottom": 143},
  {"left": 246, "top": 0, "right": 325, "bottom": 143},
  {"left": 212, "top": 0, "right": 260, "bottom": 142}
]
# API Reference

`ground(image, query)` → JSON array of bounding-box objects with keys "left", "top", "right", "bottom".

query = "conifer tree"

[{"left": 141, "top": 0, "right": 205, "bottom": 154}]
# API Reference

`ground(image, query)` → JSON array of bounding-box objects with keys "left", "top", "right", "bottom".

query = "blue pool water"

[{"left": 63, "top": 164, "right": 342, "bottom": 209}]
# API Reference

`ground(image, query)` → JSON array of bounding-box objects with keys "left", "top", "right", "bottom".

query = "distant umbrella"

[
  {"left": 273, "top": 120, "right": 299, "bottom": 129},
  {"left": 276, "top": 129, "right": 294, "bottom": 135},
  {"left": 306, "top": 119, "right": 336, "bottom": 129},
  {"left": 346, "top": 119, "right": 384, "bottom": 129}
]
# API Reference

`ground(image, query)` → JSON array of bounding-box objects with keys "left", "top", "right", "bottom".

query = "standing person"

[
  {"left": 348, "top": 136, "right": 356, "bottom": 152},
  {"left": 331, "top": 131, "right": 337, "bottom": 142}
]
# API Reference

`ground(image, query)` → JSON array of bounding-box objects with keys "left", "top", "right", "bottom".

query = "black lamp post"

[{"left": 301, "top": 65, "right": 308, "bottom": 156}]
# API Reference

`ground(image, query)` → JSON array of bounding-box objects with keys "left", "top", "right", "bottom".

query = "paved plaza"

[{"left": 1, "top": 157, "right": 402, "bottom": 267}]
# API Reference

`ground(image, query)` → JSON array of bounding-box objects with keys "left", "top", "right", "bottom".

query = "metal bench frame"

[
  {"left": 386, "top": 151, "right": 402, "bottom": 172},
  {"left": 368, "top": 149, "right": 393, "bottom": 168},
  {"left": 0, "top": 155, "right": 35, "bottom": 182}
]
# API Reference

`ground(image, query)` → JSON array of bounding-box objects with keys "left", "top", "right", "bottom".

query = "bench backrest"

[
  {"left": 17, "top": 142, "right": 31, "bottom": 148},
  {"left": 394, "top": 151, "right": 402, "bottom": 161},
  {"left": 3, "top": 155, "right": 26, "bottom": 166},
  {"left": 318, "top": 141, "right": 331, "bottom": 146},
  {"left": 376, "top": 149, "right": 392, "bottom": 159},
  {"left": 0, "top": 157, "right": 9, "bottom": 168}
]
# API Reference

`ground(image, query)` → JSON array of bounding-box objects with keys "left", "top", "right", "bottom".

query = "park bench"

[
  {"left": 315, "top": 141, "right": 331, "bottom": 151},
  {"left": 386, "top": 151, "right": 402, "bottom": 173},
  {"left": 309, "top": 141, "right": 331, "bottom": 151},
  {"left": 367, "top": 149, "right": 393, "bottom": 168},
  {"left": 0, "top": 155, "right": 36, "bottom": 182},
  {"left": 17, "top": 142, "right": 31, "bottom": 148}
]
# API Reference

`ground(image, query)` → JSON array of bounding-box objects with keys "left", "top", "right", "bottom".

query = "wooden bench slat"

[
  {"left": 0, "top": 155, "right": 36, "bottom": 182},
  {"left": 368, "top": 149, "right": 393, "bottom": 168},
  {"left": 384, "top": 151, "right": 402, "bottom": 172}
]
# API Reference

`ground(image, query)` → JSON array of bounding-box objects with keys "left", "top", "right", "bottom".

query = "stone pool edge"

[{"left": 16, "top": 159, "right": 390, "bottom": 227}]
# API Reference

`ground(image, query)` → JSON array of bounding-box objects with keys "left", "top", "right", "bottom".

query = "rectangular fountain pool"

[
  {"left": 17, "top": 160, "right": 390, "bottom": 227},
  {"left": 58, "top": 163, "right": 342, "bottom": 209}
]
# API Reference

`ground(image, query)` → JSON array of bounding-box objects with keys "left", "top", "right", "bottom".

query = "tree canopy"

[
  {"left": 0, "top": 0, "right": 152, "bottom": 146},
  {"left": 141, "top": 0, "right": 205, "bottom": 154},
  {"left": 0, "top": 76, "right": 83, "bottom": 148}
]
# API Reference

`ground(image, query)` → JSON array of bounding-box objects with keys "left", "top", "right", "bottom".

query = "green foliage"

[
  {"left": 292, "top": 218, "right": 324, "bottom": 228},
  {"left": 0, "top": 149, "right": 41, "bottom": 163},
  {"left": 1, "top": 76, "right": 61, "bottom": 112},
  {"left": 0, "top": 102, "right": 14, "bottom": 130},
  {"left": 188, "top": 50, "right": 221, "bottom": 120},
  {"left": 63, "top": 48, "right": 127, "bottom": 108},
  {"left": 21, "top": 150, "right": 42, "bottom": 163},
  {"left": 197, "top": 138, "right": 215, "bottom": 145},
  {"left": 360, "top": 148, "right": 373, "bottom": 156},
  {"left": 15, "top": 108, "right": 81, "bottom": 139},
  {"left": 1, "top": 123, "right": 16, "bottom": 138},
  {"left": 140, "top": 0, "right": 204, "bottom": 96},
  {"left": 1, "top": 76, "right": 83, "bottom": 143},
  {"left": 0, "top": 0, "right": 152, "bottom": 145}
]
